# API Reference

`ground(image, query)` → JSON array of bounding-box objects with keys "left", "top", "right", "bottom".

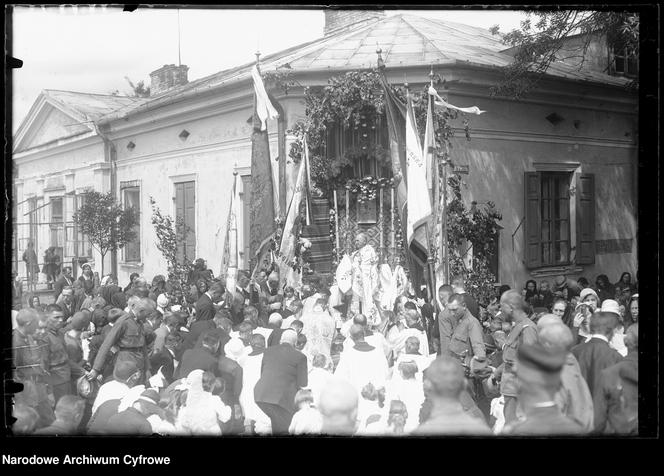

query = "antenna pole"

[{"left": 177, "top": 9, "right": 181, "bottom": 66}]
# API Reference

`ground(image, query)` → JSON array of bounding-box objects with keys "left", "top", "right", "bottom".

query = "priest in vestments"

[{"left": 350, "top": 233, "right": 379, "bottom": 326}]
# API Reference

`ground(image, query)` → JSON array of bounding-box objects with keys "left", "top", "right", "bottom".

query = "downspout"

[{"left": 93, "top": 122, "right": 118, "bottom": 277}]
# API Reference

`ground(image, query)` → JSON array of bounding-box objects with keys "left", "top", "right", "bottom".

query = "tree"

[
  {"left": 490, "top": 11, "right": 639, "bottom": 99},
  {"left": 73, "top": 191, "right": 139, "bottom": 275},
  {"left": 125, "top": 76, "right": 151, "bottom": 98},
  {"left": 149, "top": 197, "right": 193, "bottom": 294}
]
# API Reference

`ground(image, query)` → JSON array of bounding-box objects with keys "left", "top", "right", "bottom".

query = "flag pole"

[{"left": 426, "top": 65, "right": 438, "bottom": 300}]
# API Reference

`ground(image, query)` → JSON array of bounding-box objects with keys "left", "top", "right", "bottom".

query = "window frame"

[
  {"left": 539, "top": 172, "right": 572, "bottom": 267},
  {"left": 122, "top": 185, "right": 142, "bottom": 263}
]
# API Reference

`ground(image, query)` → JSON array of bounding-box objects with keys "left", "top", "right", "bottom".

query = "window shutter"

[
  {"left": 524, "top": 172, "right": 542, "bottom": 268},
  {"left": 576, "top": 173, "right": 595, "bottom": 264},
  {"left": 174, "top": 183, "right": 185, "bottom": 263},
  {"left": 184, "top": 181, "right": 196, "bottom": 261}
]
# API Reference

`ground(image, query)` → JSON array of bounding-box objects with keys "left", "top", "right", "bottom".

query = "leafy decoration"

[{"left": 73, "top": 191, "right": 139, "bottom": 275}]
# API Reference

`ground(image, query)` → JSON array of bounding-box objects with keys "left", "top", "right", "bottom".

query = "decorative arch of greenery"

[{"left": 284, "top": 69, "right": 502, "bottom": 304}]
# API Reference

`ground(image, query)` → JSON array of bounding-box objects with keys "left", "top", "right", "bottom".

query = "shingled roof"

[
  {"left": 43, "top": 89, "right": 147, "bottom": 122},
  {"left": 98, "top": 13, "right": 632, "bottom": 123}
]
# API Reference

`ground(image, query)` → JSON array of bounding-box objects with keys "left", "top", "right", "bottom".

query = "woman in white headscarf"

[{"left": 176, "top": 369, "right": 232, "bottom": 435}]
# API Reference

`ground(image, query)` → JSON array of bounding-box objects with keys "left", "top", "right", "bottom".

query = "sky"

[{"left": 10, "top": 6, "right": 529, "bottom": 133}]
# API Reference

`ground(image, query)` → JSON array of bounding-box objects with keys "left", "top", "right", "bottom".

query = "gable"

[{"left": 15, "top": 102, "right": 92, "bottom": 152}]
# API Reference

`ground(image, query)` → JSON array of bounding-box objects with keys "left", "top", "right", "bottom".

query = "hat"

[
  {"left": 157, "top": 294, "right": 170, "bottom": 308},
  {"left": 224, "top": 338, "right": 246, "bottom": 362},
  {"left": 138, "top": 388, "right": 160, "bottom": 405},
  {"left": 516, "top": 342, "right": 566, "bottom": 388},
  {"left": 579, "top": 288, "right": 599, "bottom": 302},
  {"left": 69, "top": 311, "right": 91, "bottom": 331},
  {"left": 107, "top": 308, "right": 125, "bottom": 323},
  {"left": 76, "top": 376, "right": 100, "bottom": 400},
  {"left": 113, "top": 360, "right": 139, "bottom": 382},
  {"left": 600, "top": 299, "right": 621, "bottom": 317}
]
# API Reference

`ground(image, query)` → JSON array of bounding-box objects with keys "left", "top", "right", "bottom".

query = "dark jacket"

[
  {"left": 195, "top": 293, "right": 216, "bottom": 322},
  {"left": 505, "top": 406, "right": 585, "bottom": 435},
  {"left": 461, "top": 292, "right": 480, "bottom": 320},
  {"left": 181, "top": 319, "right": 216, "bottom": 353},
  {"left": 150, "top": 347, "right": 176, "bottom": 384},
  {"left": 572, "top": 337, "right": 623, "bottom": 399},
  {"left": 92, "top": 313, "right": 149, "bottom": 375},
  {"left": 267, "top": 328, "right": 285, "bottom": 347},
  {"left": 105, "top": 407, "right": 153, "bottom": 435},
  {"left": 254, "top": 343, "right": 308, "bottom": 413},
  {"left": 218, "top": 356, "right": 243, "bottom": 405},
  {"left": 87, "top": 399, "right": 121, "bottom": 435},
  {"left": 53, "top": 275, "right": 74, "bottom": 301},
  {"left": 175, "top": 347, "right": 220, "bottom": 380},
  {"left": 593, "top": 352, "right": 638, "bottom": 434}
]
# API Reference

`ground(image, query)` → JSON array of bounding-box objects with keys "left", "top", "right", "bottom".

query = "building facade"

[{"left": 13, "top": 11, "right": 638, "bottom": 290}]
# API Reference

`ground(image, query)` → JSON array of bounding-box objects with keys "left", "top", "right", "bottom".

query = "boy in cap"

[{"left": 503, "top": 343, "right": 585, "bottom": 435}]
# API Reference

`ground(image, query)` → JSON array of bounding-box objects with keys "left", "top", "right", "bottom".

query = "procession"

[{"left": 9, "top": 8, "right": 641, "bottom": 437}]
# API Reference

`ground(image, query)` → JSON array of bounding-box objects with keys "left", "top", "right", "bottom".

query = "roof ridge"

[
  {"left": 44, "top": 89, "right": 139, "bottom": 99},
  {"left": 400, "top": 15, "right": 445, "bottom": 63}
]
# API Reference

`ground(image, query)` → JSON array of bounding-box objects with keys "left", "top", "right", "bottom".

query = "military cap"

[
  {"left": 107, "top": 308, "right": 125, "bottom": 323},
  {"left": 113, "top": 360, "right": 139, "bottom": 382},
  {"left": 76, "top": 375, "right": 100, "bottom": 400},
  {"left": 516, "top": 342, "right": 566, "bottom": 388}
]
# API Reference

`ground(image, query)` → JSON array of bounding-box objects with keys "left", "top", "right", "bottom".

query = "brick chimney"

[
  {"left": 324, "top": 10, "right": 385, "bottom": 36},
  {"left": 149, "top": 64, "right": 189, "bottom": 96}
]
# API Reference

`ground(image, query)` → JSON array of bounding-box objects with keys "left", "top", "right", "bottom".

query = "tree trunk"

[{"left": 100, "top": 251, "right": 105, "bottom": 276}]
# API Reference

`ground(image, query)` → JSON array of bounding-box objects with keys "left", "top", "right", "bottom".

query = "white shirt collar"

[{"left": 590, "top": 334, "right": 609, "bottom": 343}]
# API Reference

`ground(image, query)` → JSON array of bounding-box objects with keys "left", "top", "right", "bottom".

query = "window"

[
  {"left": 611, "top": 47, "right": 638, "bottom": 77},
  {"left": 75, "top": 194, "right": 92, "bottom": 258},
  {"left": 524, "top": 172, "right": 595, "bottom": 268},
  {"left": 51, "top": 197, "right": 63, "bottom": 223},
  {"left": 123, "top": 187, "right": 141, "bottom": 262},
  {"left": 174, "top": 181, "right": 196, "bottom": 263}
]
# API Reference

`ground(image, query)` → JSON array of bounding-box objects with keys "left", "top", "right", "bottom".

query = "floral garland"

[
  {"left": 329, "top": 209, "right": 338, "bottom": 266},
  {"left": 345, "top": 176, "right": 395, "bottom": 203}
]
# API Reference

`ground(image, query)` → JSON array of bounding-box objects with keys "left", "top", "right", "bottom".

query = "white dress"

[
  {"left": 238, "top": 353, "right": 271, "bottom": 434},
  {"left": 176, "top": 370, "right": 231, "bottom": 435}
]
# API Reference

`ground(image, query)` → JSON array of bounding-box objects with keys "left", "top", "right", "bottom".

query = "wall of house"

[
  {"left": 113, "top": 105, "right": 284, "bottom": 285},
  {"left": 14, "top": 139, "right": 112, "bottom": 281},
  {"left": 448, "top": 90, "right": 637, "bottom": 289}
]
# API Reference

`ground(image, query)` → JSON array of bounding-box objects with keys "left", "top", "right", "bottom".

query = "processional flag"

[
  {"left": 249, "top": 64, "right": 279, "bottom": 271},
  {"left": 221, "top": 171, "right": 240, "bottom": 292},
  {"left": 377, "top": 61, "right": 430, "bottom": 265},
  {"left": 405, "top": 89, "right": 432, "bottom": 248},
  {"left": 277, "top": 135, "right": 311, "bottom": 289}
]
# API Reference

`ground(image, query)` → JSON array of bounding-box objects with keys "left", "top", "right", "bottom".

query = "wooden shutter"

[
  {"left": 184, "top": 181, "right": 196, "bottom": 261},
  {"left": 576, "top": 173, "right": 595, "bottom": 264},
  {"left": 524, "top": 172, "right": 542, "bottom": 268},
  {"left": 174, "top": 183, "right": 185, "bottom": 263}
]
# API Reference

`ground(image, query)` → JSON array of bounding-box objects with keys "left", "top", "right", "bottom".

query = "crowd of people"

[{"left": 11, "top": 252, "right": 639, "bottom": 436}]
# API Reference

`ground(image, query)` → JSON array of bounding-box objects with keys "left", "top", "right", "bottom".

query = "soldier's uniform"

[
  {"left": 500, "top": 318, "right": 538, "bottom": 397},
  {"left": 92, "top": 313, "right": 150, "bottom": 382},
  {"left": 447, "top": 309, "right": 489, "bottom": 418},
  {"left": 503, "top": 342, "right": 585, "bottom": 435},
  {"left": 447, "top": 309, "right": 486, "bottom": 365},
  {"left": 43, "top": 328, "right": 75, "bottom": 403},
  {"left": 12, "top": 329, "right": 55, "bottom": 427}
]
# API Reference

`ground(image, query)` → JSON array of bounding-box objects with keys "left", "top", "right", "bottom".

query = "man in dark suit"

[
  {"left": 572, "top": 311, "right": 623, "bottom": 399},
  {"left": 53, "top": 266, "right": 74, "bottom": 302},
  {"left": 195, "top": 282, "right": 224, "bottom": 322},
  {"left": 150, "top": 332, "right": 180, "bottom": 384},
  {"left": 593, "top": 323, "right": 638, "bottom": 434},
  {"left": 174, "top": 332, "right": 221, "bottom": 380},
  {"left": 254, "top": 329, "right": 308, "bottom": 434}
]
